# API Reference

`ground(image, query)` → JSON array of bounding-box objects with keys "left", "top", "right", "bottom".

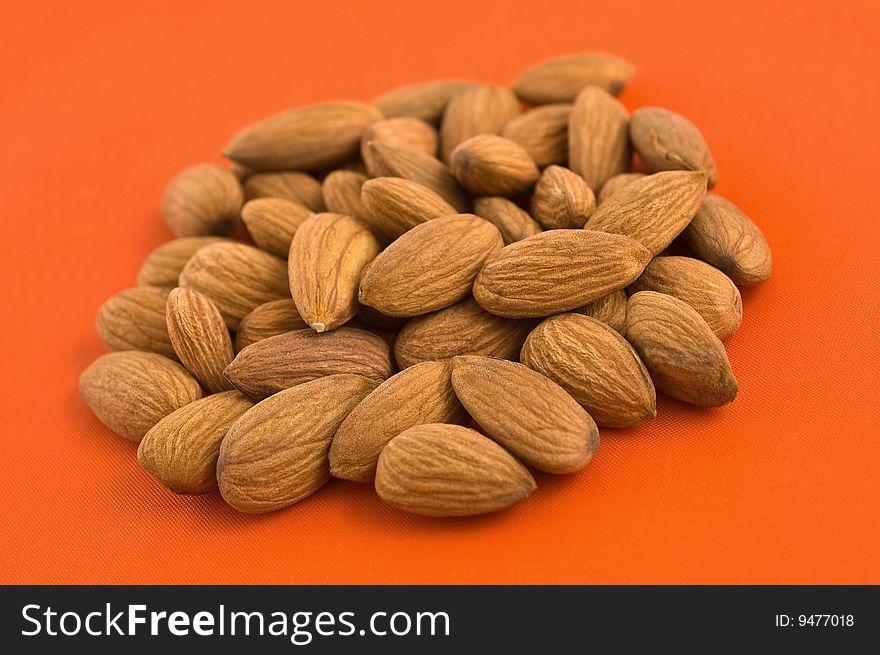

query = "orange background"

[{"left": 1, "top": 0, "right": 878, "bottom": 584}]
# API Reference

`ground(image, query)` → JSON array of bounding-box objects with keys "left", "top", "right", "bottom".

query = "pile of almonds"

[{"left": 80, "top": 52, "right": 771, "bottom": 517}]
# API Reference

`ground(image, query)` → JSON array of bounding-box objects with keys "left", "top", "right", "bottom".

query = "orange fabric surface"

[{"left": 1, "top": 0, "right": 878, "bottom": 585}]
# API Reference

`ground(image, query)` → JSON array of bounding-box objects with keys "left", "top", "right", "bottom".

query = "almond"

[
  {"left": 626, "top": 291, "right": 738, "bottom": 406},
  {"left": 584, "top": 170, "right": 707, "bottom": 256},
  {"left": 512, "top": 52, "right": 635, "bottom": 104},
  {"left": 329, "top": 361, "right": 468, "bottom": 482},
  {"left": 394, "top": 297, "right": 536, "bottom": 369},
  {"left": 235, "top": 299, "right": 307, "bottom": 352},
  {"left": 630, "top": 107, "right": 718, "bottom": 188},
  {"left": 359, "top": 214, "right": 503, "bottom": 317},
  {"left": 137, "top": 237, "right": 229, "bottom": 289},
  {"left": 223, "top": 101, "right": 382, "bottom": 171},
  {"left": 240, "top": 197, "right": 312, "bottom": 258},
  {"left": 575, "top": 289, "right": 628, "bottom": 334},
  {"left": 230, "top": 162, "right": 252, "bottom": 180},
  {"left": 137, "top": 391, "right": 254, "bottom": 494},
  {"left": 521, "top": 313, "right": 656, "bottom": 427},
  {"left": 321, "top": 170, "right": 372, "bottom": 223},
  {"left": 166, "top": 287, "right": 235, "bottom": 393},
  {"left": 628, "top": 256, "right": 742, "bottom": 340},
  {"left": 450, "top": 135, "right": 540, "bottom": 196},
  {"left": 439, "top": 85, "right": 521, "bottom": 162},
  {"left": 683, "top": 194, "right": 772, "bottom": 286},
  {"left": 217, "top": 374, "right": 378, "bottom": 513},
  {"left": 501, "top": 104, "right": 571, "bottom": 168},
  {"left": 597, "top": 172, "right": 645, "bottom": 205},
  {"left": 375, "top": 424, "right": 536, "bottom": 517},
  {"left": 374, "top": 80, "right": 476, "bottom": 124},
  {"left": 473, "top": 230, "right": 650, "bottom": 318},
  {"left": 531, "top": 165, "right": 596, "bottom": 229},
  {"left": 224, "top": 327, "right": 393, "bottom": 401},
  {"left": 360, "top": 177, "right": 457, "bottom": 240},
  {"left": 451, "top": 356, "right": 599, "bottom": 474},
  {"left": 472, "top": 197, "right": 543, "bottom": 244},
  {"left": 178, "top": 242, "right": 290, "bottom": 330},
  {"left": 79, "top": 351, "right": 202, "bottom": 442},
  {"left": 161, "top": 163, "right": 243, "bottom": 237},
  {"left": 289, "top": 213, "right": 381, "bottom": 332},
  {"left": 361, "top": 117, "right": 438, "bottom": 171},
  {"left": 241, "top": 171, "right": 325, "bottom": 211},
  {"left": 96, "top": 286, "right": 176, "bottom": 359},
  {"left": 568, "top": 86, "right": 631, "bottom": 192}
]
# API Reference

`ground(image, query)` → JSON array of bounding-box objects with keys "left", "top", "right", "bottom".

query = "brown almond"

[
  {"left": 521, "top": 313, "right": 656, "bottom": 427},
  {"left": 630, "top": 107, "right": 718, "bottom": 188},
  {"left": 289, "top": 213, "right": 381, "bottom": 332},
  {"left": 439, "top": 85, "right": 521, "bottom": 162},
  {"left": 597, "top": 173, "right": 645, "bottom": 205},
  {"left": 96, "top": 286, "right": 176, "bottom": 359},
  {"left": 450, "top": 135, "right": 540, "bottom": 196},
  {"left": 575, "top": 290, "right": 628, "bottom": 334},
  {"left": 451, "top": 356, "right": 599, "bottom": 474},
  {"left": 137, "top": 391, "right": 254, "bottom": 494},
  {"left": 218, "top": 374, "right": 378, "bottom": 513},
  {"left": 531, "top": 165, "right": 596, "bottom": 229},
  {"left": 321, "top": 170, "right": 372, "bottom": 223},
  {"left": 512, "top": 52, "right": 635, "bottom": 104},
  {"left": 329, "top": 360, "right": 468, "bottom": 483},
  {"left": 375, "top": 424, "right": 536, "bottom": 517},
  {"left": 224, "top": 327, "right": 393, "bottom": 401},
  {"left": 137, "top": 237, "right": 229, "bottom": 289},
  {"left": 374, "top": 80, "right": 476, "bottom": 124},
  {"left": 360, "top": 177, "right": 457, "bottom": 240},
  {"left": 361, "top": 117, "right": 438, "bottom": 171},
  {"left": 359, "top": 214, "right": 503, "bottom": 317},
  {"left": 501, "top": 104, "right": 571, "bottom": 168},
  {"left": 472, "top": 197, "right": 543, "bottom": 244},
  {"left": 223, "top": 101, "right": 382, "bottom": 171},
  {"left": 230, "top": 162, "right": 252, "bottom": 180},
  {"left": 584, "top": 170, "right": 707, "bottom": 256},
  {"left": 240, "top": 197, "right": 312, "bottom": 258},
  {"left": 79, "top": 351, "right": 202, "bottom": 442},
  {"left": 235, "top": 299, "right": 307, "bottom": 352},
  {"left": 568, "top": 86, "right": 631, "bottom": 192},
  {"left": 626, "top": 291, "right": 738, "bottom": 406},
  {"left": 161, "top": 164, "right": 243, "bottom": 237},
  {"left": 242, "top": 171, "right": 325, "bottom": 211},
  {"left": 473, "top": 230, "right": 650, "bottom": 318}
]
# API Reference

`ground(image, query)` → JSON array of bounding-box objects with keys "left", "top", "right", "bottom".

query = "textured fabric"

[{"left": 1, "top": 0, "right": 878, "bottom": 584}]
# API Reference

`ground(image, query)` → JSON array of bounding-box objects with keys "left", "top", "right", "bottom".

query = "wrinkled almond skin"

[
  {"left": 628, "top": 256, "right": 743, "bottom": 340},
  {"left": 240, "top": 197, "right": 312, "bottom": 258},
  {"left": 242, "top": 171, "right": 325, "bottom": 211},
  {"left": 597, "top": 173, "right": 645, "bottom": 205},
  {"left": 394, "top": 298, "right": 536, "bottom": 369},
  {"left": 224, "top": 327, "right": 393, "bottom": 401},
  {"left": 630, "top": 107, "right": 718, "bottom": 188},
  {"left": 626, "top": 291, "right": 738, "bottom": 407},
  {"left": 235, "top": 299, "right": 307, "bottom": 352},
  {"left": 97, "top": 286, "right": 176, "bottom": 359},
  {"left": 166, "top": 287, "right": 235, "bottom": 393},
  {"left": 501, "top": 104, "right": 571, "bottom": 168},
  {"left": 179, "top": 242, "right": 290, "bottom": 330},
  {"left": 375, "top": 424, "right": 536, "bottom": 517},
  {"left": 137, "top": 391, "right": 254, "bottom": 494},
  {"left": 512, "top": 52, "right": 635, "bottom": 104},
  {"left": 521, "top": 313, "right": 656, "bottom": 427},
  {"left": 359, "top": 214, "right": 503, "bottom": 317},
  {"left": 575, "top": 289, "right": 627, "bottom": 334},
  {"left": 584, "top": 170, "right": 708, "bottom": 256},
  {"left": 473, "top": 197, "right": 543, "bottom": 244},
  {"left": 223, "top": 102, "right": 383, "bottom": 171},
  {"left": 161, "top": 164, "right": 243, "bottom": 237},
  {"left": 329, "top": 361, "right": 468, "bottom": 483},
  {"left": 217, "top": 375, "right": 378, "bottom": 513},
  {"left": 451, "top": 356, "right": 599, "bottom": 474},
  {"left": 531, "top": 165, "right": 596, "bottom": 229},
  {"left": 137, "top": 237, "right": 229, "bottom": 289},
  {"left": 361, "top": 117, "right": 438, "bottom": 170},
  {"left": 439, "top": 85, "right": 521, "bottom": 162},
  {"left": 450, "top": 135, "right": 540, "bottom": 197},
  {"left": 374, "top": 80, "right": 476, "bottom": 124},
  {"left": 321, "top": 170, "right": 372, "bottom": 223},
  {"left": 473, "top": 229, "right": 650, "bottom": 318},
  {"left": 360, "top": 177, "right": 457, "bottom": 240},
  {"left": 568, "top": 86, "right": 631, "bottom": 192},
  {"left": 79, "top": 351, "right": 202, "bottom": 442},
  {"left": 683, "top": 194, "right": 772, "bottom": 286}
]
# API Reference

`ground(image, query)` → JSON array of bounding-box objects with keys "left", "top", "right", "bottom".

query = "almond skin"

[
  {"left": 626, "top": 291, "right": 738, "bottom": 407},
  {"left": 179, "top": 242, "right": 290, "bottom": 330},
  {"left": 218, "top": 374, "right": 378, "bottom": 513},
  {"left": 161, "top": 164, "right": 243, "bottom": 237},
  {"left": 394, "top": 297, "right": 536, "bottom": 369},
  {"left": 439, "top": 85, "right": 521, "bottom": 162},
  {"left": 329, "top": 360, "right": 468, "bottom": 483},
  {"left": 240, "top": 197, "right": 312, "bottom": 258},
  {"left": 683, "top": 194, "right": 772, "bottom": 286},
  {"left": 137, "top": 391, "right": 254, "bottom": 494},
  {"left": 568, "top": 86, "right": 631, "bottom": 192},
  {"left": 224, "top": 327, "right": 393, "bottom": 401},
  {"left": 521, "top": 313, "right": 656, "bottom": 427},
  {"left": 473, "top": 197, "right": 543, "bottom": 244},
  {"left": 451, "top": 356, "right": 599, "bottom": 474},
  {"left": 450, "top": 135, "right": 540, "bottom": 197},
  {"left": 597, "top": 173, "right": 645, "bottom": 205},
  {"left": 96, "top": 286, "right": 176, "bottom": 359},
  {"left": 360, "top": 177, "right": 457, "bottom": 240},
  {"left": 359, "top": 214, "right": 503, "bottom": 317},
  {"left": 361, "top": 117, "right": 438, "bottom": 170},
  {"left": 242, "top": 171, "right": 325, "bottom": 211},
  {"left": 289, "top": 212, "right": 381, "bottom": 332},
  {"left": 166, "top": 287, "right": 235, "bottom": 393},
  {"left": 375, "top": 424, "right": 536, "bottom": 517},
  {"left": 512, "top": 52, "right": 635, "bottom": 104},
  {"left": 137, "top": 237, "right": 229, "bottom": 289},
  {"left": 531, "top": 165, "right": 596, "bottom": 229},
  {"left": 80, "top": 351, "right": 202, "bottom": 442},
  {"left": 374, "top": 80, "right": 476, "bottom": 124},
  {"left": 223, "top": 101, "right": 382, "bottom": 171},
  {"left": 576, "top": 290, "right": 628, "bottom": 334},
  {"left": 501, "top": 104, "right": 571, "bottom": 168},
  {"left": 235, "top": 299, "right": 307, "bottom": 352},
  {"left": 630, "top": 107, "right": 718, "bottom": 188},
  {"left": 628, "top": 256, "right": 743, "bottom": 340},
  {"left": 321, "top": 170, "right": 372, "bottom": 223},
  {"left": 584, "top": 170, "right": 708, "bottom": 256},
  {"left": 473, "top": 229, "right": 650, "bottom": 318}
]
